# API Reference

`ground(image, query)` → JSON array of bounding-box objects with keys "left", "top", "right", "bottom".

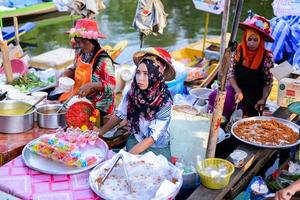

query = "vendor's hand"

[
  {"left": 275, "top": 187, "right": 295, "bottom": 200},
  {"left": 78, "top": 83, "right": 97, "bottom": 97},
  {"left": 255, "top": 99, "right": 266, "bottom": 112},
  {"left": 63, "top": 68, "right": 75, "bottom": 78},
  {"left": 234, "top": 89, "right": 243, "bottom": 103}
]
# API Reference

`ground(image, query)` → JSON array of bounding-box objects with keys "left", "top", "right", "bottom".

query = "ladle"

[
  {"left": 56, "top": 94, "right": 75, "bottom": 113},
  {"left": 24, "top": 96, "right": 47, "bottom": 114}
]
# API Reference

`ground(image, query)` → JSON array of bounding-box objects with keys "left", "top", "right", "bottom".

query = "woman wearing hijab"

[
  {"left": 208, "top": 15, "right": 275, "bottom": 119},
  {"left": 98, "top": 47, "right": 176, "bottom": 160},
  {"left": 53, "top": 18, "right": 116, "bottom": 116}
]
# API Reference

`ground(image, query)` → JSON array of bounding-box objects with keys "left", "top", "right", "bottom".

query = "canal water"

[{"left": 20, "top": 0, "right": 274, "bottom": 64}]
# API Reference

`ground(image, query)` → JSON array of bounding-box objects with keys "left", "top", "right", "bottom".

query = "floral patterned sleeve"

[
  {"left": 90, "top": 56, "right": 116, "bottom": 114},
  {"left": 263, "top": 51, "right": 274, "bottom": 86},
  {"left": 227, "top": 50, "right": 239, "bottom": 80}
]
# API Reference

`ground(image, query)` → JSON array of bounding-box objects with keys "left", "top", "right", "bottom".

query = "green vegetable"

[{"left": 11, "top": 73, "right": 48, "bottom": 93}]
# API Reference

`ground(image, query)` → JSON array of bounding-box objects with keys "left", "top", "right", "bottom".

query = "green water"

[{"left": 19, "top": 0, "right": 273, "bottom": 64}]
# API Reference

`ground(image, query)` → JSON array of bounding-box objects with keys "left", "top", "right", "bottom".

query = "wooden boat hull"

[
  {"left": 0, "top": 2, "right": 57, "bottom": 19},
  {"left": 170, "top": 36, "right": 225, "bottom": 87},
  {"left": 103, "top": 40, "right": 128, "bottom": 61}
]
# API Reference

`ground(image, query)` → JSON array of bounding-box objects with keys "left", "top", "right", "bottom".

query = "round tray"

[
  {"left": 231, "top": 116, "right": 300, "bottom": 149},
  {"left": 89, "top": 158, "right": 183, "bottom": 200},
  {"left": 22, "top": 135, "right": 108, "bottom": 175}
]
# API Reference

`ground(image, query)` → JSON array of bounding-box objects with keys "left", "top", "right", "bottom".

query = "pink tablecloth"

[{"left": 0, "top": 151, "right": 115, "bottom": 200}]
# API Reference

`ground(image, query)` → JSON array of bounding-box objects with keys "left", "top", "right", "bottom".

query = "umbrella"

[{"left": 132, "top": 0, "right": 168, "bottom": 48}]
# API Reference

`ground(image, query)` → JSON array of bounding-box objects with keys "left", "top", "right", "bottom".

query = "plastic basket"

[
  {"left": 166, "top": 72, "right": 188, "bottom": 95},
  {"left": 197, "top": 158, "right": 234, "bottom": 189}
]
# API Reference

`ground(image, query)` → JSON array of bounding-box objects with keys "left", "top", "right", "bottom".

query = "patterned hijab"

[{"left": 127, "top": 56, "right": 172, "bottom": 134}]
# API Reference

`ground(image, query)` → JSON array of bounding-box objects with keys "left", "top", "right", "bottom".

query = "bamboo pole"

[
  {"left": 0, "top": 27, "right": 13, "bottom": 83},
  {"left": 13, "top": 17, "right": 20, "bottom": 46},
  {"left": 206, "top": 47, "right": 231, "bottom": 158},
  {"left": 202, "top": 13, "right": 210, "bottom": 53},
  {"left": 219, "top": 0, "right": 231, "bottom": 61},
  {"left": 206, "top": 0, "right": 244, "bottom": 158}
]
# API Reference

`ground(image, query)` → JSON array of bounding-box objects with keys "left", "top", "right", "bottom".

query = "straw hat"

[
  {"left": 133, "top": 47, "right": 176, "bottom": 81},
  {"left": 239, "top": 15, "right": 274, "bottom": 42},
  {"left": 67, "top": 18, "right": 106, "bottom": 39}
]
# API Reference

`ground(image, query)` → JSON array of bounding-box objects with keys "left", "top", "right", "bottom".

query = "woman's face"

[
  {"left": 246, "top": 34, "right": 260, "bottom": 51},
  {"left": 136, "top": 63, "right": 149, "bottom": 90},
  {"left": 75, "top": 37, "right": 94, "bottom": 53}
]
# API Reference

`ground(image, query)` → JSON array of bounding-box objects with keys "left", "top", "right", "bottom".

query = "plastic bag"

[
  {"left": 244, "top": 176, "right": 269, "bottom": 200},
  {"left": 230, "top": 108, "right": 243, "bottom": 123},
  {"left": 225, "top": 107, "right": 243, "bottom": 132}
]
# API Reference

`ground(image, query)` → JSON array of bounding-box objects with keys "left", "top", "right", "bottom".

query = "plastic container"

[
  {"left": 31, "top": 91, "right": 48, "bottom": 105},
  {"left": 197, "top": 158, "right": 234, "bottom": 189},
  {"left": 0, "top": 58, "right": 28, "bottom": 75},
  {"left": 58, "top": 77, "right": 75, "bottom": 92},
  {"left": 182, "top": 171, "right": 201, "bottom": 188},
  {"left": 211, "top": 80, "right": 219, "bottom": 90},
  {"left": 166, "top": 72, "right": 188, "bottom": 95},
  {"left": 230, "top": 150, "right": 248, "bottom": 168}
]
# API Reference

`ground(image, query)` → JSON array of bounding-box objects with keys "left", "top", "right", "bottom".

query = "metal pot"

[
  {"left": 0, "top": 100, "right": 34, "bottom": 133},
  {"left": 36, "top": 104, "right": 67, "bottom": 129}
]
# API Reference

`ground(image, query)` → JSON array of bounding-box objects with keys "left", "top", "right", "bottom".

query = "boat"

[
  {"left": 103, "top": 40, "right": 128, "bottom": 61},
  {"left": 0, "top": 1, "right": 57, "bottom": 27},
  {"left": 29, "top": 40, "right": 129, "bottom": 70},
  {"left": 170, "top": 35, "right": 229, "bottom": 88},
  {"left": 2, "top": 22, "right": 35, "bottom": 43},
  {"left": 171, "top": 36, "right": 279, "bottom": 103}
]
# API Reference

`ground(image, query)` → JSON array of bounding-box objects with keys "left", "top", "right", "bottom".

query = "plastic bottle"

[{"left": 211, "top": 80, "right": 219, "bottom": 90}]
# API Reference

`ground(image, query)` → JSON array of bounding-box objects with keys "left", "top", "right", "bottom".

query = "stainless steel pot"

[
  {"left": 0, "top": 100, "right": 35, "bottom": 133},
  {"left": 36, "top": 104, "right": 67, "bottom": 129}
]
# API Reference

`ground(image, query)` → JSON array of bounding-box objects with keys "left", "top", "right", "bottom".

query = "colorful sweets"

[{"left": 28, "top": 134, "right": 99, "bottom": 168}]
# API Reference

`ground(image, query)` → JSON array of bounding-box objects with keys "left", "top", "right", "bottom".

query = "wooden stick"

[
  {"left": 0, "top": 40, "right": 13, "bottom": 83},
  {"left": 0, "top": 27, "right": 13, "bottom": 83},
  {"left": 202, "top": 13, "right": 210, "bottom": 53},
  {"left": 219, "top": 0, "right": 231, "bottom": 61},
  {"left": 13, "top": 17, "right": 20, "bottom": 46},
  {"left": 206, "top": 0, "right": 244, "bottom": 158},
  {"left": 206, "top": 90, "right": 226, "bottom": 158}
]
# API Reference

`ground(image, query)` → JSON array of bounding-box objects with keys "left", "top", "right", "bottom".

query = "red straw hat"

[
  {"left": 239, "top": 15, "right": 274, "bottom": 42},
  {"left": 133, "top": 47, "right": 176, "bottom": 81},
  {"left": 67, "top": 18, "right": 106, "bottom": 39}
]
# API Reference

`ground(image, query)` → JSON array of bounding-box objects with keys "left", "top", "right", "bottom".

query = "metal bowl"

[
  {"left": 36, "top": 104, "right": 67, "bottom": 129},
  {"left": 189, "top": 87, "right": 213, "bottom": 106},
  {"left": 0, "top": 100, "right": 35, "bottom": 133}
]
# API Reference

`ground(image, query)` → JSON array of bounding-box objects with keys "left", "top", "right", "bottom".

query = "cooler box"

[
  {"left": 277, "top": 78, "right": 300, "bottom": 107},
  {"left": 29, "top": 48, "right": 75, "bottom": 70}
]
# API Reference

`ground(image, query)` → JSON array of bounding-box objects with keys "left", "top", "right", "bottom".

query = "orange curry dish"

[{"left": 233, "top": 119, "right": 299, "bottom": 146}]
